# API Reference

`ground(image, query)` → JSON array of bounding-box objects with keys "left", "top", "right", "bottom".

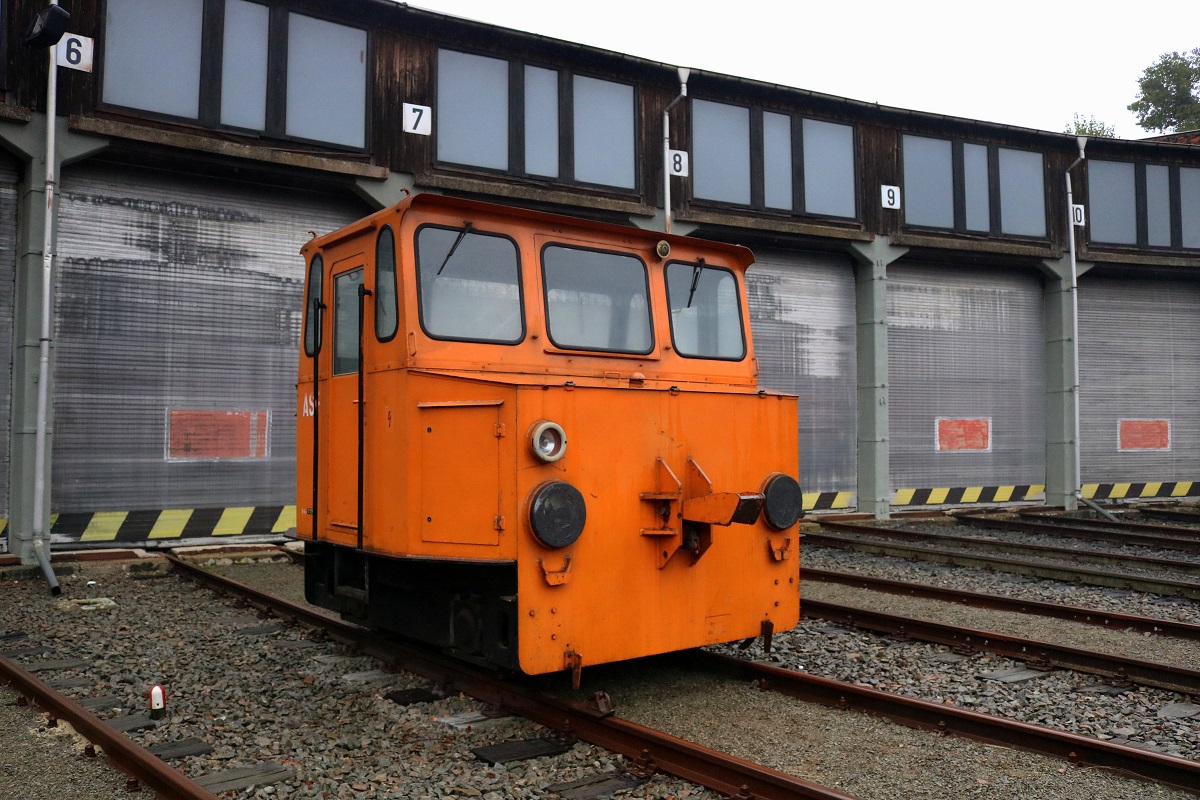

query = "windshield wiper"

[
  {"left": 686, "top": 257, "right": 706, "bottom": 308},
  {"left": 436, "top": 222, "right": 474, "bottom": 276}
]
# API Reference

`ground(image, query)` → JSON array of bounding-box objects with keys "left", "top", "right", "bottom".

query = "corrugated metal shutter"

[
  {"left": 888, "top": 264, "right": 1045, "bottom": 489},
  {"left": 0, "top": 152, "right": 19, "bottom": 517},
  {"left": 746, "top": 250, "right": 857, "bottom": 494},
  {"left": 1079, "top": 275, "right": 1200, "bottom": 483},
  {"left": 53, "top": 162, "right": 369, "bottom": 512}
]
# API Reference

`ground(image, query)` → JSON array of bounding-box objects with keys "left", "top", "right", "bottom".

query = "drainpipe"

[
  {"left": 32, "top": 2, "right": 61, "bottom": 594},
  {"left": 1065, "top": 135, "right": 1087, "bottom": 517},
  {"left": 662, "top": 67, "right": 690, "bottom": 234}
]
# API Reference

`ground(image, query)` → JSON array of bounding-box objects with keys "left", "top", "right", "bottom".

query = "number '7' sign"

[{"left": 403, "top": 103, "right": 432, "bottom": 136}]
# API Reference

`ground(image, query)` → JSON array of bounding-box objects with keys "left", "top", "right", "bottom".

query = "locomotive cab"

[{"left": 297, "top": 193, "right": 801, "bottom": 679}]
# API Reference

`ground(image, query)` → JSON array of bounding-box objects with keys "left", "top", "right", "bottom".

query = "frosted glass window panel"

[
  {"left": 665, "top": 263, "right": 746, "bottom": 359},
  {"left": 573, "top": 76, "right": 635, "bottom": 188},
  {"left": 902, "top": 135, "right": 953, "bottom": 228},
  {"left": 524, "top": 67, "right": 559, "bottom": 177},
  {"left": 963, "top": 143, "right": 990, "bottom": 232},
  {"left": 803, "top": 119, "right": 856, "bottom": 218},
  {"left": 542, "top": 246, "right": 651, "bottom": 353},
  {"left": 1088, "top": 161, "right": 1137, "bottom": 245},
  {"left": 375, "top": 227, "right": 398, "bottom": 341},
  {"left": 692, "top": 99, "right": 751, "bottom": 205},
  {"left": 286, "top": 14, "right": 366, "bottom": 148},
  {"left": 221, "top": 0, "right": 269, "bottom": 130},
  {"left": 1181, "top": 168, "right": 1200, "bottom": 249},
  {"left": 1146, "top": 165, "right": 1172, "bottom": 247},
  {"left": 417, "top": 226, "right": 523, "bottom": 344},
  {"left": 998, "top": 148, "right": 1046, "bottom": 237},
  {"left": 103, "top": 0, "right": 203, "bottom": 118},
  {"left": 436, "top": 50, "right": 508, "bottom": 169},
  {"left": 762, "top": 112, "right": 793, "bottom": 210},
  {"left": 333, "top": 269, "right": 363, "bottom": 375}
]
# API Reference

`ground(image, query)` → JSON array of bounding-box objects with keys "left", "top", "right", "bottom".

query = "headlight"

[
  {"left": 528, "top": 480, "right": 586, "bottom": 548},
  {"left": 530, "top": 420, "right": 567, "bottom": 463},
  {"left": 761, "top": 473, "right": 803, "bottom": 530}
]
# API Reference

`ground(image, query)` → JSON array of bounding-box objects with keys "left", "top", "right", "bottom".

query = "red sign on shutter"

[
  {"left": 1118, "top": 419, "right": 1170, "bottom": 451},
  {"left": 936, "top": 418, "right": 991, "bottom": 452},
  {"left": 168, "top": 410, "right": 270, "bottom": 460}
]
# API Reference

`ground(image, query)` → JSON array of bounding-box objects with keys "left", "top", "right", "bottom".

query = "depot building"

[{"left": 1, "top": 0, "right": 1198, "bottom": 555}]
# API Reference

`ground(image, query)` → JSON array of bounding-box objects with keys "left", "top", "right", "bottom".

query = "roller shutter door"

[
  {"left": 1079, "top": 275, "right": 1200, "bottom": 486},
  {"left": 0, "top": 152, "right": 19, "bottom": 517},
  {"left": 53, "top": 162, "right": 369, "bottom": 512},
  {"left": 888, "top": 264, "right": 1045, "bottom": 491},
  {"left": 746, "top": 250, "right": 857, "bottom": 495}
]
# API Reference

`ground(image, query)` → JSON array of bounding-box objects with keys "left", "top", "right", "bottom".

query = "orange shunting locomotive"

[{"left": 297, "top": 193, "right": 801, "bottom": 681}]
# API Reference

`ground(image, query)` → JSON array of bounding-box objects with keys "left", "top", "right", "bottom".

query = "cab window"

[
  {"left": 415, "top": 224, "right": 523, "bottom": 344},
  {"left": 541, "top": 244, "right": 652, "bottom": 354},
  {"left": 665, "top": 261, "right": 746, "bottom": 360}
]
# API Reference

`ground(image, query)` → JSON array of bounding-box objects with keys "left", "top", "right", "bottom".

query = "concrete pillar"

[
  {"left": 1, "top": 114, "right": 107, "bottom": 563},
  {"left": 353, "top": 172, "right": 417, "bottom": 210},
  {"left": 848, "top": 238, "right": 907, "bottom": 519},
  {"left": 1041, "top": 255, "right": 1092, "bottom": 511}
]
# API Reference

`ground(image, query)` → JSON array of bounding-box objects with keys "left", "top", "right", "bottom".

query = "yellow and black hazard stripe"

[
  {"left": 893, "top": 485, "right": 1045, "bottom": 506},
  {"left": 803, "top": 491, "right": 855, "bottom": 511},
  {"left": 0, "top": 506, "right": 296, "bottom": 544},
  {"left": 1083, "top": 482, "right": 1200, "bottom": 501}
]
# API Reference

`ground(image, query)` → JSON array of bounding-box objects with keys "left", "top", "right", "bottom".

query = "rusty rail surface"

[
  {"left": 803, "top": 567, "right": 1200, "bottom": 641},
  {"left": 703, "top": 652, "right": 1200, "bottom": 796},
  {"left": 0, "top": 654, "right": 221, "bottom": 800},
  {"left": 801, "top": 597, "right": 1200, "bottom": 695},
  {"left": 1017, "top": 508, "right": 1200, "bottom": 537},
  {"left": 954, "top": 511, "right": 1200, "bottom": 554},
  {"left": 803, "top": 529, "right": 1200, "bottom": 600},
  {"left": 819, "top": 520, "right": 1200, "bottom": 576},
  {"left": 164, "top": 554, "right": 858, "bottom": 800}
]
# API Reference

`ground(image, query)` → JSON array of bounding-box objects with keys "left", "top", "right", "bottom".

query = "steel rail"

[
  {"left": 1132, "top": 505, "right": 1200, "bottom": 525},
  {"left": 163, "top": 554, "right": 859, "bottom": 800},
  {"left": 1016, "top": 508, "right": 1200, "bottom": 537},
  {"left": 819, "top": 520, "right": 1200, "bottom": 576},
  {"left": 803, "top": 567, "right": 1200, "bottom": 641},
  {"left": 801, "top": 598, "right": 1200, "bottom": 694},
  {"left": 702, "top": 652, "right": 1200, "bottom": 796},
  {"left": 0, "top": 654, "right": 222, "bottom": 800},
  {"left": 954, "top": 512, "right": 1200, "bottom": 554},
  {"left": 802, "top": 530, "right": 1200, "bottom": 600}
]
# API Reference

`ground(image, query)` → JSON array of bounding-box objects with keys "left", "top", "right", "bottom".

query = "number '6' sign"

[{"left": 55, "top": 35, "right": 94, "bottom": 73}]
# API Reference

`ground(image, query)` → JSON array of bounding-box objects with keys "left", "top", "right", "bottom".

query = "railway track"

[
  {"left": 4, "top": 550, "right": 1199, "bottom": 798},
  {"left": 162, "top": 554, "right": 1200, "bottom": 793},
  {"left": 803, "top": 567, "right": 1200, "bottom": 641},
  {"left": 805, "top": 524, "right": 1200, "bottom": 600},
  {"left": 800, "top": 595, "right": 1200, "bottom": 695},
  {"left": 956, "top": 511, "right": 1200, "bottom": 554}
]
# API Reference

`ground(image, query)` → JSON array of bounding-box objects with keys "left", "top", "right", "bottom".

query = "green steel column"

[
  {"left": 848, "top": 238, "right": 907, "bottom": 519},
  {"left": 1041, "top": 256, "right": 1090, "bottom": 511},
  {"left": 2, "top": 115, "right": 107, "bottom": 563}
]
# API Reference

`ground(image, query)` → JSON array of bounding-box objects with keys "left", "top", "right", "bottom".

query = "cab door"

[{"left": 324, "top": 263, "right": 365, "bottom": 537}]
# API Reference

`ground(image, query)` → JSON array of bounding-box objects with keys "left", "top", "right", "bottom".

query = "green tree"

[
  {"left": 1128, "top": 48, "right": 1200, "bottom": 133},
  {"left": 1064, "top": 113, "right": 1115, "bottom": 137}
]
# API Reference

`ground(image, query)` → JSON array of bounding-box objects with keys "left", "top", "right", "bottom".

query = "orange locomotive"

[{"left": 297, "top": 193, "right": 801, "bottom": 681}]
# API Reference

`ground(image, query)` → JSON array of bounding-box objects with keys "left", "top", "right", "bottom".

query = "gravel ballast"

[{"left": 3, "top": 551, "right": 1198, "bottom": 799}]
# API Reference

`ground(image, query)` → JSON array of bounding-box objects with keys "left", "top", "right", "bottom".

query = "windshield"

[
  {"left": 665, "top": 260, "right": 745, "bottom": 360},
  {"left": 541, "top": 245, "right": 652, "bottom": 354},
  {"left": 415, "top": 224, "right": 523, "bottom": 344}
]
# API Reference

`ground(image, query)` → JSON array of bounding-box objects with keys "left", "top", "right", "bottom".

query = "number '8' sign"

[{"left": 668, "top": 149, "right": 689, "bottom": 178}]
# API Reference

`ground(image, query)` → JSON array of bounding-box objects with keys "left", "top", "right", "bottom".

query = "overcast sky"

[{"left": 408, "top": 0, "right": 1200, "bottom": 140}]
